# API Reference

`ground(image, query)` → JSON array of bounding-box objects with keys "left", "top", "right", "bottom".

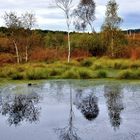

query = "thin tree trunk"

[
  {"left": 133, "top": 30, "right": 135, "bottom": 40},
  {"left": 67, "top": 30, "right": 71, "bottom": 63},
  {"left": 66, "top": 13, "right": 71, "bottom": 63},
  {"left": 111, "top": 38, "right": 114, "bottom": 57},
  {"left": 13, "top": 40, "right": 20, "bottom": 63},
  {"left": 111, "top": 29, "right": 114, "bottom": 57},
  {"left": 25, "top": 45, "right": 28, "bottom": 62},
  {"left": 89, "top": 22, "right": 95, "bottom": 33}
]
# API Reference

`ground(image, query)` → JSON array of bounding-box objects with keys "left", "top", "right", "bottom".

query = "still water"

[{"left": 0, "top": 80, "right": 140, "bottom": 140}]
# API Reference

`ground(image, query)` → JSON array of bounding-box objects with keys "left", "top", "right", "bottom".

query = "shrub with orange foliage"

[
  {"left": 30, "top": 47, "right": 92, "bottom": 62},
  {"left": 0, "top": 37, "right": 13, "bottom": 53},
  {"left": 71, "top": 48, "right": 91, "bottom": 59},
  {"left": 30, "top": 48, "right": 68, "bottom": 62},
  {"left": 130, "top": 48, "right": 140, "bottom": 60},
  {"left": 0, "top": 53, "right": 15, "bottom": 64},
  {"left": 30, "top": 48, "right": 54, "bottom": 62},
  {"left": 126, "top": 33, "right": 140, "bottom": 60}
]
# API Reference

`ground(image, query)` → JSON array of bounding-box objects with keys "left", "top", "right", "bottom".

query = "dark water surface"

[{"left": 0, "top": 80, "right": 140, "bottom": 140}]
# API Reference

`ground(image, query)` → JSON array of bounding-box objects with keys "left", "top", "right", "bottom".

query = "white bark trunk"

[
  {"left": 89, "top": 23, "right": 95, "bottom": 33},
  {"left": 111, "top": 38, "right": 114, "bottom": 57},
  {"left": 67, "top": 30, "right": 71, "bottom": 63},
  {"left": 25, "top": 45, "right": 28, "bottom": 62},
  {"left": 66, "top": 13, "right": 71, "bottom": 63},
  {"left": 111, "top": 29, "right": 114, "bottom": 57},
  {"left": 13, "top": 40, "right": 20, "bottom": 63},
  {"left": 55, "top": 1, "right": 72, "bottom": 63}
]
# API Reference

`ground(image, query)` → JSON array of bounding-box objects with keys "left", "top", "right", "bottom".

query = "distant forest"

[
  {"left": 123, "top": 29, "right": 140, "bottom": 34},
  {"left": 0, "top": 26, "right": 140, "bottom": 35}
]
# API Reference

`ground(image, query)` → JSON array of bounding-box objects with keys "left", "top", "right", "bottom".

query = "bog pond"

[{"left": 0, "top": 80, "right": 140, "bottom": 140}]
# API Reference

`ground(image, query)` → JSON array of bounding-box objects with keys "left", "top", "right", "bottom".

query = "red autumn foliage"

[
  {"left": 130, "top": 48, "right": 140, "bottom": 60},
  {"left": 71, "top": 48, "right": 91, "bottom": 59},
  {"left": 126, "top": 33, "right": 140, "bottom": 60},
  {"left": 0, "top": 53, "right": 15, "bottom": 64},
  {"left": 30, "top": 47, "right": 91, "bottom": 62},
  {"left": 30, "top": 48, "right": 68, "bottom": 62}
]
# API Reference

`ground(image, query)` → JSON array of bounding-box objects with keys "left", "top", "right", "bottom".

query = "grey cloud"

[
  {"left": 40, "top": 13, "right": 64, "bottom": 20},
  {"left": 0, "top": 0, "right": 140, "bottom": 31}
]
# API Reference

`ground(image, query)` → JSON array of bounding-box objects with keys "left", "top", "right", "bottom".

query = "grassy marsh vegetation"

[{"left": 1, "top": 57, "right": 140, "bottom": 80}]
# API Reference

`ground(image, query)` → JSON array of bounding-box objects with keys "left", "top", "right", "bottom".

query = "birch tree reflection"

[
  {"left": 104, "top": 85, "right": 124, "bottom": 130},
  {"left": 0, "top": 87, "right": 41, "bottom": 126},
  {"left": 55, "top": 83, "right": 80, "bottom": 140},
  {"left": 74, "top": 89, "right": 99, "bottom": 121}
]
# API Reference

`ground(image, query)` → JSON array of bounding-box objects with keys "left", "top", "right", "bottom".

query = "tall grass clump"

[
  {"left": 0, "top": 67, "right": 17, "bottom": 78},
  {"left": 62, "top": 68, "right": 80, "bottom": 79},
  {"left": 113, "top": 60, "right": 130, "bottom": 69},
  {"left": 16, "top": 66, "right": 26, "bottom": 72},
  {"left": 32, "top": 63, "right": 47, "bottom": 68},
  {"left": 118, "top": 70, "right": 137, "bottom": 79},
  {"left": 96, "top": 70, "right": 108, "bottom": 78},
  {"left": 136, "top": 71, "right": 140, "bottom": 78},
  {"left": 48, "top": 62, "right": 71, "bottom": 71},
  {"left": 48, "top": 68, "right": 63, "bottom": 77},
  {"left": 63, "top": 60, "right": 80, "bottom": 67},
  {"left": 11, "top": 73, "right": 24, "bottom": 80},
  {"left": 130, "top": 61, "right": 140, "bottom": 69},
  {"left": 26, "top": 68, "right": 48, "bottom": 80},
  {"left": 95, "top": 58, "right": 112, "bottom": 69},
  {"left": 80, "top": 59, "right": 93, "bottom": 67},
  {"left": 78, "top": 68, "right": 93, "bottom": 79},
  {"left": 91, "top": 63, "right": 104, "bottom": 70}
]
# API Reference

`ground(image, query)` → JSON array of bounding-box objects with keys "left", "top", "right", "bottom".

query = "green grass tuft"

[
  {"left": 11, "top": 73, "right": 24, "bottom": 80},
  {"left": 118, "top": 70, "right": 137, "bottom": 79},
  {"left": 26, "top": 68, "right": 48, "bottom": 80},
  {"left": 49, "top": 68, "right": 63, "bottom": 76},
  {"left": 78, "top": 68, "right": 93, "bottom": 79},
  {"left": 62, "top": 68, "right": 80, "bottom": 79},
  {"left": 80, "top": 59, "right": 93, "bottom": 67},
  {"left": 96, "top": 70, "right": 108, "bottom": 78}
]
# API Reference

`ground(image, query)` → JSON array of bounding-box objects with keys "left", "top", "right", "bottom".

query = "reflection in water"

[
  {"left": 104, "top": 85, "right": 124, "bottom": 130},
  {"left": 0, "top": 86, "right": 41, "bottom": 126},
  {"left": 1, "top": 82, "right": 140, "bottom": 140},
  {"left": 55, "top": 84, "right": 80, "bottom": 140},
  {"left": 75, "top": 89, "right": 99, "bottom": 121},
  {"left": 49, "top": 81, "right": 65, "bottom": 102}
]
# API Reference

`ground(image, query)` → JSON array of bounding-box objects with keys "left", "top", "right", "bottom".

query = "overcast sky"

[{"left": 0, "top": 0, "right": 139, "bottom": 32}]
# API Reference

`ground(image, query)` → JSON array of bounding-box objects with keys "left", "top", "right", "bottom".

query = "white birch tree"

[
  {"left": 3, "top": 12, "right": 21, "bottom": 63},
  {"left": 3, "top": 12, "right": 36, "bottom": 63},
  {"left": 54, "top": 0, "right": 73, "bottom": 63}
]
